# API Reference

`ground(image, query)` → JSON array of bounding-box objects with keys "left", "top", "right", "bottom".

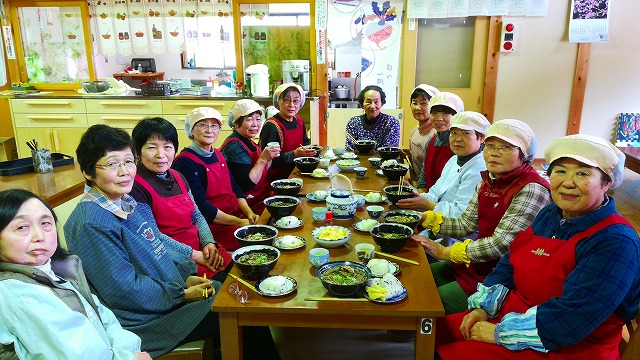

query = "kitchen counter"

[{"left": 10, "top": 90, "right": 319, "bottom": 101}]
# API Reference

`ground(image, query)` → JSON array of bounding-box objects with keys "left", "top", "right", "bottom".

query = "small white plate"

[
  {"left": 365, "top": 196, "right": 387, "bottom": 204},
  {"left": 310, "top": 173, "right": 331, "bottom": 179},
  {"left": 353, "top": 219, "right": 379, "bottom": 232},
  {"left": 341, "top": 152, "right": 358, "bottom": 159},
  {"left": 274, "top": 217, "right": 304, "bottom": 229},
  {"left": 273, "top": 235, "right": 306, "bottom": 250},
  {"left": 364, "top": 285, "right": 407, "bottom": 304},
  {"left": 367, "top": 259, "right": 401, "bottom": 277},
  {"left": 306, "top": 193, "right": 326, "bottom": 202},
  {"left": 256, "top": 276, "right": 298, "bottom": 297}
]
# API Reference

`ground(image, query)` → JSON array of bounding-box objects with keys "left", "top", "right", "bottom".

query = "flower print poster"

[{"left": 569, "top": 0, "right": 610, "bottom": 43}]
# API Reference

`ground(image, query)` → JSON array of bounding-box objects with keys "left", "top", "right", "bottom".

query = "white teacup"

[
  {"left": 309, "top": 248, "right": 330, "bottom": 268},
  {"left": 319, "top": 158, "right": 330, "bottom": 168},
  {"left": 355, "top": 243, "right": 375, "bottom": 263},
  {"left": 314, "top": 190, "right": 328, "bottom": 200}
]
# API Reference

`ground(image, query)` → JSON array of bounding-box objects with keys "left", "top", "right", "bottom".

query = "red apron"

[
  {"left": 437, "top": 215, "right": 631, "bottom": 360},
  {"left": 174, "top": 149, "right": 243, "bottom": 251},
  {"left": 423, "top": 135, "right": 453, "bottom": 189},
  {"left": 220, "top": 137, "right": 270, "bottom": 215},
  {"left": 135, "top": 170, "right": 231, "bottom": 277},
  {"left": 265, "top": 115, "right": 304, "bottom": 183}
]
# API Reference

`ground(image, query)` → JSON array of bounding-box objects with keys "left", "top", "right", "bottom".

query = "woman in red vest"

[
  {"left": 130, "top": 117, "right": 231, "bottom": 280},
  {"left": 413, "top": 119, "right": 551, "bottom": 314},
  {"left": 220, "top": 99, "right": 281, "bottom": 215},
  {"left": 435, "top": 134, "right": 640, "bottom": 360},
  {"left": 173, "top": 108, "right": 260, "bottom": 251},
  {"left": 417, "top": 92, "right": 464, "bottom": 190},
  {"left": 259, "top": 83, "right": 316, "bottom": 183}
]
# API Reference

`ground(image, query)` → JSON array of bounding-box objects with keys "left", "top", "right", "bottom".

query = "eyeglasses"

[
  {"left": 485, "top": 143, "right": 519, "bottom": 155},
  {"left": 195, "top": 123, "right": 221, "bottom": 131},
  {"left": 229, "top": 280, "right": 250, "bottom": 304},
  {"left": 410, "top": 101, "right": 429, "bottom": 108},
  {"left": 95, "top": 159, "right": 137, "bottom": 171},
  {"left": 281, "top": 97, "right": 301, "bottom": 105}
]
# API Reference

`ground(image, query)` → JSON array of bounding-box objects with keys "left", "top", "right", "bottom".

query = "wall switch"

[{"left": 500, "top": 22, "right": 516, "bottom": 53}]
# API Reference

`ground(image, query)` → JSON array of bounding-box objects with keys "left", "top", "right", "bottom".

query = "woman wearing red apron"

[
  {"left": 413, "top": 119, "right": 551, "bottom": 315},
  {"left": 436, "top": 134, "right": 640, "bottom": 360},
  {"left": 220, "top": 99, "right": 281, "bottom": 215},
  {"left": 259, "top": 83, "right": 316, "bottom": 183},
  {"left": 173, "top": 107, "right": 260, "bottom": 252},
  {"left": 130, "top": 117, "right": 232, "bottom": 281},
  {"left": 417, "top": 92, "right": 464, "bottom": 190}
]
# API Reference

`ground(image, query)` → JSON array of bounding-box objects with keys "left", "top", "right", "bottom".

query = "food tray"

[
  {"left": 140, "top": 82, "right": 170, "bottom": 96},
  {"left": 0, "top": 153, "right": 74, "bottom": 176}
]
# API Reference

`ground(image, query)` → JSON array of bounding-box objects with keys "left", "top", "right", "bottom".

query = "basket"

[{"left": 140, "top": 82, "right": 170, "bottom": 96}]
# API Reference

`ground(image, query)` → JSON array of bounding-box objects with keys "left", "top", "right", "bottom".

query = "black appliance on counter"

[{"left": 131, "top": 58, "right": 157, "bottom": 73}]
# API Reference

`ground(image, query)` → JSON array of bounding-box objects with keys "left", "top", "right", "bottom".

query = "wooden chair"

[
  {"left": 620, "top": 307, "right": 640, "bottom": 360},
  {"left": 156, "top": 338, "right": 215, "bottom": 360}
]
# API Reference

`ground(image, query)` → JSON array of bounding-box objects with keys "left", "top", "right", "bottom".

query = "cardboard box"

[{"left": 0, "top": 137, "right": 17, "bottom": 161}]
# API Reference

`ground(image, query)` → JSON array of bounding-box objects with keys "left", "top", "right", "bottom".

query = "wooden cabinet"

[
  {"left": 85, "top": 99, "right": 162, "bottom": 132},
  {"left": 162, "top": 99, "right": 235, "bottom": 149},
  {"left": 11, "top": 99, "right": 88, "bottom": 157}
]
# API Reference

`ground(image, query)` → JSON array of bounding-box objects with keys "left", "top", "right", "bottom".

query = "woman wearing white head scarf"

[
  {"left": 436, "top": 134, "right": 640, "bottom": 360},
  {"left": 407, "top": 84, "right": 439, "bottom": 180}
]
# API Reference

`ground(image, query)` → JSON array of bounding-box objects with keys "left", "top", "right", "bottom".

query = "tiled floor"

[{"left": 272, "top": 327, "right": 415, "bottom": 359}]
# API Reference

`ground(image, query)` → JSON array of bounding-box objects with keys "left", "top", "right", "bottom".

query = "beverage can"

[{"left": 325, "top": 211, "right": 333, "bottom": 225}]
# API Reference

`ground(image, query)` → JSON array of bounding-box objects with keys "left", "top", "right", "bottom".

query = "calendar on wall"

[{"left": 569, "top": 0, "right": 610, "bottom": 43}]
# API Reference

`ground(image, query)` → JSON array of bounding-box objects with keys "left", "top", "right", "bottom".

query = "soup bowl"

[
  {"left": 383, "top": 185, "right": 416, "bottom": 206},
  {"left": 294, "top": 157, "right": 320, "bottom": 173},
  {"left": 264, "top": 195, "right": 300, "bottom": 218},
  {"left": 376, "top": 146, "right": 403, "bottom": 161},
  {"left": 232, "top": 245, "right": 280, "bottom": 280},
  {"left": 354, "top": 140, "right": 377, "bottom": 154},
  {"left": 370, "top": 223, "right": 413, "bottom": 253},
  {"left": 271, "top": 179, "right": 303, "bottom": 196},
  {"left": 234, "top": 225, "right": 278, "bottom": 247},
  {"left": 381, "top": 210, "right": 423, "bottom": 231},
  {"left": 316, "top": 261, "right": 371, "bottom": 297}
]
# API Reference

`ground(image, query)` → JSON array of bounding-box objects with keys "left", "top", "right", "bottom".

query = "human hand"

[
  {"left": 469, "top": 322, "right": 497, "bottom": 343},
  {"left": 411, "top": 234, "right": 431, "bottom": 247},
  {"left": 184, "top": 276, "right": 215, "bottom": 302},
  {"left": 133, "top": 352, "right": 152, "bottom": 360},
  {"left": 460, "top": 309, "right": 489, "bottom": 341},
  {"left": 421, "top": 237, "right": 449, "bottom": 260},
  {"left": 201, "top": 243, "right": 225, "bottom": 270},
  {"left": 236, "top": 217, "right": 251, "bottom": 227},
  {"left": 247, "top": 213, "right": 260, "bottom": 224},
  {"left": 396, "top": 191, "right": 428, "bottom": 210},
  {"left": 261, "top": 144, "right": 281, "bottom": 161},
  {"left": 294, "top": 146, "right": 317, "bottom": 158}
]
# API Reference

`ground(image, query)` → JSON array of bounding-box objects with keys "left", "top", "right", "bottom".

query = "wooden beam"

[
  {"left": 481, "top": 16, "right": 501, "bottom": 123},
  {"left": 567, "top": 43, "right": 591, "bottom": 135}
]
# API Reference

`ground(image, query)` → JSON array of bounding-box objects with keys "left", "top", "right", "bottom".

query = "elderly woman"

[
  {"left": 173, "top": 107, "right": 260, "bottom": 251},
  {"left": 220, "top": 99, "right": 281, "bottom": 215},
  {"left": 412, "top": 119, "right": 551, "bottom": 314},
  {"left": 259, "top": 83, "right": 316, "bottom": 183},
  {"left": 64, "top": 125, "right": 279, "bottom": 358},
  {"left": 436, "top": 134, "right": 640, "bottom": 360},
  {"left": 345, "top": 85, "right": 400, "bottom": 151},
  {"left": 130, "top": 117, "right": 231, "bottom": 280},
  {"left": 0, "top": 189, "right": 150, "bottom": 360},
  {"left": 408, "top": 84, "right": 440, "bottom": 180},
  {"left": 417, "top": 92, "right": 465, "bottom": 190},
  {"left": 397, "top": 111, "right": 489, "bottom": 218}
]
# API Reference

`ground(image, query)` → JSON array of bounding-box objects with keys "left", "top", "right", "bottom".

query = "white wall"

[{"left": 495, "top": 1, "right": 640, "bottom": 157}]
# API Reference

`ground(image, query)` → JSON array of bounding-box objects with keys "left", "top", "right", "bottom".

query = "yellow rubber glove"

[
  {"left": 450, "top": 239, "right": 472, "bottom": 266},
  {"left": 421, "top": 211, "right": 444, "bottom": 235}
]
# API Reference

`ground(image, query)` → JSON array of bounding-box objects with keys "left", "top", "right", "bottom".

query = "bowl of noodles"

[
  {"left": 264, "top": 195, "right": 300, "bottom": 219},
  {"left": 234, "top": 225, "right": 278, "bottom": 247},
  {"left": 381, "top": 209, "right": 423, "bottom": 231},
  {"left": 312, "top": 225, "right": 351, "bottom": 248},
  {"left": 232, "top": 245, "right": 280, "bottom": 280},
  {"left": 271, "top": 179, "right": 303, "bottom": 196},
  {"left": 316, "top": 261, "right": 371, "bottom": 297},
  {"left": 370, "top": 223, "right": 413, "bottom": 253}
]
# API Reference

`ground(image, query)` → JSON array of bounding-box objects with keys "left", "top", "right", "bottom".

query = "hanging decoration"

[{"left": 89, "top": 0, "right": 232, "bottom": 57}]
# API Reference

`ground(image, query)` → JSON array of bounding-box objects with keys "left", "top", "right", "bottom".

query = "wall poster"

[{"left": 569, "top": 0, "right": 610, "bottom": 43}]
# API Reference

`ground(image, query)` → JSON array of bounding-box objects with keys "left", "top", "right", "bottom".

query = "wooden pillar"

[
  {"left": 481, "top": 16, "right": 501, "bottom": 123},
  {"left": 567, "top": 43, "right": 591, "bottom": 135}
]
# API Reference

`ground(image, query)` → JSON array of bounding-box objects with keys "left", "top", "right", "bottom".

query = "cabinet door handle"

[
  {"left": 97, "top": 101, "right": 151, "bottom": 106},
  {"left": 27, "top": 115, "right": 75, "bottom": 121},
  {"left": 99, "top": 116, "right": 143, "bottom": 121},
  {"left": 52, "top": 130, "right": 60, "bottom": 152},
  {"left": 24, "top": 101, "right": 72, "bottom": 106}
]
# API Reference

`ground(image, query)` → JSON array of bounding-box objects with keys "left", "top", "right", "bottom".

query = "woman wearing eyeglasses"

[
  {"left": 64, "top": 125, "right": 280, "bottom": 359},
  {"left": 220, "top": 99, "right": 281, "bottom": 215},
  {"left": 407, "top": 84, "right": 439, "bottom": 181},
  {"left": 411, "top": 119, "right": 551, "bottom": 314},
  {"left": 173, "top": 107, "right": 259, "bottom": 251},
  {"left": 344, "top": 85, "right": 400, "bottom": 151},
  {"left": 259, "top": 83, "right": 316, "bottom": 183}
]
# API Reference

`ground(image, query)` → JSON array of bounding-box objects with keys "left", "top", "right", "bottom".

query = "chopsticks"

[
  {"left": 345, "top": 132, "right": 358, "bottom": 145},
  {"left": 375, "top": 251, "right": 419, "bottom": 266},
  {"left": 399, "top": 176, "right": 404, "bottom": 194},
  {"left": 228, "top": 273, "right": 258, "bottom": 293},
  {"left": 26, "top": 139, "right": 38, "bottom": 151},
  {"left": 352, "top": 189, "right": 380, "bottom": 193},
  {"left": 202, "top": 273, "right": 209, "bottom": 299},
  {"left": 305, "top": 297, "right": 369, "bottom": 302}
]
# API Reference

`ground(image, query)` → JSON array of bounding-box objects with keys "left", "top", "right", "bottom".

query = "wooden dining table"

[{"left": 210, "top": 155, "right": 445, "bottom": 360}]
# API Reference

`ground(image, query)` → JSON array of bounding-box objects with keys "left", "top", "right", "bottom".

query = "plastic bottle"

[
  {"left": 206, "top": 76, "right": 213, "bottom": 87},
  {"left": 213, "top": 78, "right": 219, "bottom": 90},
  {"left": 220, "top": 25, "right": 224, "bottom": 41},
  {"left": 325, "top": 211, "right": 333, "bottom": 225}
]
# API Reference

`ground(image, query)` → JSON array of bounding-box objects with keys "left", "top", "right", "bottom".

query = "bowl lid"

[{"left": 330, "top": 189, "right": 351, "bottom": 198}]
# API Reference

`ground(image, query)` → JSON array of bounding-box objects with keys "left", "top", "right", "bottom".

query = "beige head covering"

[
  {"left": 228, "top": 99, "right": 263, "bottom": 128},
  {"left": 428, "top": 92, "right": 464, "bottom": 114},
  {"left": 412, "top": 84, "right": 440, "bottom": 99},
  {"left": 449, "top": 111, "right": 490, "bottom": 134},
  {"left": 184, "top": 107, "right": 223, "bottom": 139},
  {"left": 486, "top": 119, "right": 537, "bottom": 162},
  {"left": 544, "top": 134, "right": 625, "bottom": 188},
  {"left": 273, "top": 83, "right": 306, "bottom": 109}
]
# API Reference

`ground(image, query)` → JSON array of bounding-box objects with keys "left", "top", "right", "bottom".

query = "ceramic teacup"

[
  {"left": 309, "top": 248, "right": 330, "bottom": 268},
  {"left": 319, "top": 158, "right": 330, "bottom": 168},
  {"left": 333, "top": 146, "right": 345, "bottom": 155},
  {"left": 354, "top": 166, "right": 367, "bottom": 179},
  {"left": 354, "top": 194, "right": 366, "bottom": 208},
  {"left": 267, "top": 141, "right": 280, "bottom": 148},
  {"left": 311, "top": 207, "right": 327, "bottom": 222},
  {"left": 366, "top": 205, "right": 384, "bottom": 219},
  {"left": 355, "top": 243, "right": 375, "bottom": 263},
  {"left": 368, "top": 157, "right": 382, "bottom": 168}
]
